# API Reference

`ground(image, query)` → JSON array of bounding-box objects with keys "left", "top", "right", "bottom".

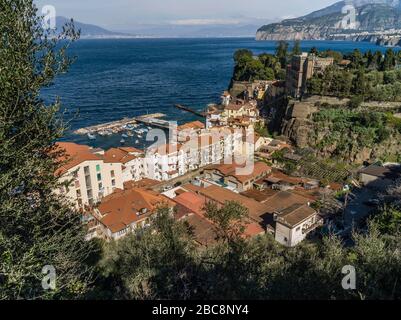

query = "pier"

[
  {"left": 135, "top": 116, "right": 172, "bottom": 130},
  {"left": 74, "top": 113, "right": 166, "bottom": 135},
  {"left": 175, "top": 104, "right": 206, "bottom": 118}
]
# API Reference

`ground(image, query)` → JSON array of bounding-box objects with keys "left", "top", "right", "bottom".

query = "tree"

[
  {"left": 373, "top": 205, "right": 401, "bottom": 235},
  {"left": 204, "top": 201, "right": 249, "bottom": 243},
  {"left": 0, "top": 0, "right": 95, "bottom": 299},
  {"left": 382, "top": 49, "right": 396, "bottom": 71},
  {"left": 98, "top": 207, "right": 198, "bottom": 300},
  {"left": 310, "top": 47, "right": 319, "bottom": 55},
  {"left": 292, "top": 40, "right": 302, "bottom": 56},
  {"left": 275, "top": 41, "right": 289, "bottom": 68},
  {"left": 352, "top": 68, "right": 367, "bottom": 98}
]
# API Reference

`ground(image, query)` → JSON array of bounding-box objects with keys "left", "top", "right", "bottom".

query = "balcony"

[{"left": 302, "top": 218, "right": 324, "bottom": 234}]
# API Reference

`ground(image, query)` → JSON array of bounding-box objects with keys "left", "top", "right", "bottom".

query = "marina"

[{"left": 73, "top": 113, "right": 167, "bottom": 140}]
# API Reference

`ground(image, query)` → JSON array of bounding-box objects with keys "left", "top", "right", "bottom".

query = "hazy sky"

[{"left": 35, "top": 0, "right": 336, "bottom": 30}]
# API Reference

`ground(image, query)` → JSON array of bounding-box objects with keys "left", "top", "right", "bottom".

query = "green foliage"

[
  {"left": 232, "top": 49, "right": 280, "bottom": 82},
  {"left": 97, "top": 208, "right": 198, "bottom": 299},
  {"left": 275, "top": 41, "right": 289, "bottom": 68},
  {"left": 292, "top": 40, "right": 301, "bottom": 56},
  {"left": 0, "top": 0, "right": 94, "bottom": 299},
  {"left": 96, "top": 204, "right": 401, "bottom": 300},
  {"left": 254, "top": 122, "right": 271, "bottom": 137},
  {"left": 373, "top": 205, "right": 401, "bottom": 235},
  {"left": 204, "top": 201, "right": 249, "bottom": 243},
  {"left": 308, "top": 49, "right": 401, "bottom": 102},
  {"left": 311, "top": 108, "right": 396, "bottom": 160}
]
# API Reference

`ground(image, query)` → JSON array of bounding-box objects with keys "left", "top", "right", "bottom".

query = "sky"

[{"left": 34, "top": 0, "right": 336, "bottom": 31}]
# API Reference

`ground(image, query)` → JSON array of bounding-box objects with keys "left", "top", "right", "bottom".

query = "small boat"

[
  {"left": 87, "top": 133, "right": 96, "bottom": 140},
  {"left": 127, "top": 131, "right": 134, "bottom": 137},
  {"left": 121, "top": 133, "right": 129, "bottom": 138},
  {"left": 120, "top": 138, "right": 126, "bottom": 144},
  {"left": 135, "top": 140, "right": 139, "bottom": 144},
  {"left": 147, "top": 126, "right": 152, "bottom": 130}
]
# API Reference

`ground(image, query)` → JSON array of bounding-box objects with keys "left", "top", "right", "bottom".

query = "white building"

[
  {"left": 103, "top": 147, "right": 145, "bottom": 182},
  {"left": 55, "top": 142, "right": 124, "bottom": 209},
  {"left": 274, "top": 204, "right": 323, "bottom": 247}
]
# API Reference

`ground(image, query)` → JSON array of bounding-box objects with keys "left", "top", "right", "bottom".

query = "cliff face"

[
  {"left": 275, "top": 97, "right": 401, "bottom": 164},
  {"left": 256, "top": 1, "right": 401, "bottom": 45}
]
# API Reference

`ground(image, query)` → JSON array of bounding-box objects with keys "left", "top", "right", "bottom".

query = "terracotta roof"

[
  {"left": 103, "top": 148, "right": 138, "bottom": 164},
  {"left": 119, "top": 147, "right": 143, "bottom": 154},
  {"left": 198, "top": 185, "right": 270, "bottom": 222},
  {"left": 262, "top": 191, "right": 312, "bottom": 213},
  {"left": 268, "top": 169, "right": 305, "bottom": 185},
  {"left": 55, "top": 142, "right": 102, "bottom": 176},
  {"left": 175, "top": 191, "right": 264, "bottom": 243},
  {"left": 206, "top": 162, "right": 271, "bottom": 184},
  {"left": 181, "top": 213, "right": 217, "bottom": 246},
  {"left": 98, "top": 188, "right": 174, "bottom": 234},
  {"left": 182, "top": 183, "right": 203, "bottom": 193},
  {"left": 173, "top": 192, "right": 207, "bottom": 217},
  {"left": 241, "top": 189, "right": 278, "bottom": 203},
  {"left": 124, "top": 178, "right": 161, "bottom": 190},
  {"left": 244, "top": 222, "right": 265, "bottom": 237},
  {"left": 178, "top": 121, "right": 205, "bottom": 131}
]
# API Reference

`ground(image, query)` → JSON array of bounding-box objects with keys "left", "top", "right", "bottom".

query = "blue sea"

[{"left": 42, "top": 38, "right": 396, "bottom": 149}]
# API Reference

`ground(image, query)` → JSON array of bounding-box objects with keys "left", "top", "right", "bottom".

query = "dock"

[
  {"left": 135, "top": 116, "right": 172, "bottom": 130},
  {"left": 74, "top": 113, "right": 167, "bottom": 135},
  {"left": 175, "top": 104, "right": 206, "bottom": 118}
]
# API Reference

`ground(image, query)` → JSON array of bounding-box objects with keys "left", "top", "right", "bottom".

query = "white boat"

[
  {"left": 87, "top": 133, "right": 96, "bottom": 140},
  {"left": 120, "top": 138, "right": 126, "bottom": 144},
  {"left": 135, "top": 140, "right": 139, "bottom": 144},
  {"left": 121, "top": 133, "right": 129, "bottom": 138}
]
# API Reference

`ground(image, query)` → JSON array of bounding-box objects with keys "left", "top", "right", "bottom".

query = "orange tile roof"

[
  {"left": 123, "top": 178, "right": 161, "bottom": 190},
  {"left": 119, "top": 147, "right": 143, "bottom": 154},
  {"left": 55, "top": 142, "right": 102, "bottom": 176},
  {"left": 103, "top": 148, "right": 138, "bottom": 164},
  {"left": 206, "top": 162, "right": 271, "bottom": 183},
  {"left": 178, "top": 121, "right": 205, "bottom": 131},
  {"left": 173, "top": 192, "right": 207, "bottom": 217},
  {"left": 244, "top": 222, "right": 265, "bottom": 238},
  {"left": 98, "top": 188, "right": 175, "bottom": 233},
  {"left": 182, "top": 183, "right": 203, "bottom": 193},
  {"left": 198, "top": 185, "right": 270, "bottom": 223}
]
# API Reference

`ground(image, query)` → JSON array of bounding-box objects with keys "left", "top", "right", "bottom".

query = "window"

[
  {"left": 112, "top": 179, "right": 116, "bottom": 187},
  {"left": 98, "top": 183, "right": 103, "bottom": 190},
  {"left": 111, "top": 170, "right": 115, "bottom": 178},
  {"left": 296, "top": 227, "right": 301, "bottom": 232},
  {"left": 76, "top": 189, "right": 82, "bottom": 198},
  {"left": 84, "top": 166, "right": 90, "bottom": 175},
  {"left": 96, "top": 164, "right": 101, "bottom": 172},
  {"left": 97, "top": 173, "right": 102, "bottom": 181}
]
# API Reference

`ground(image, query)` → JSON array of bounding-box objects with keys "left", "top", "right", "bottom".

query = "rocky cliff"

[
  {"left": 256, "top": 1, "right": 401, "bottom": 46},
  {"left": 275, "top": 97, "right": 401, "bottom": 163}
]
